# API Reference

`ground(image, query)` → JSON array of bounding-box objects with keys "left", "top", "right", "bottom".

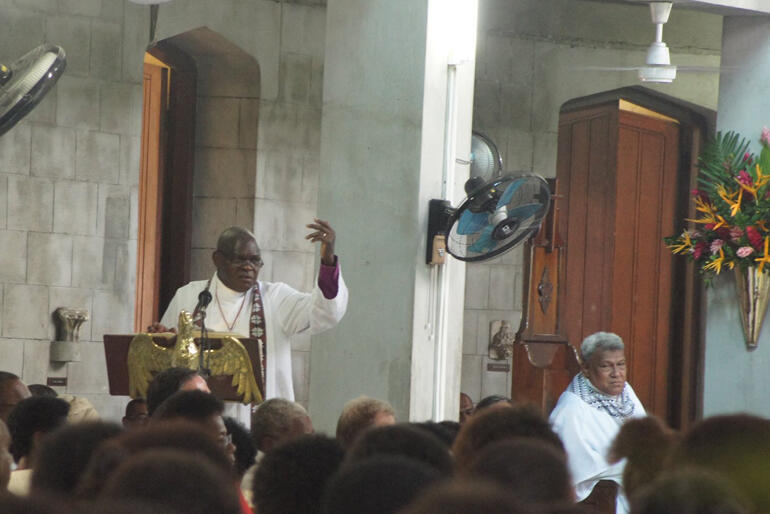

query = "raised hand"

[{"left": 305, "top": 218, "right": 336, "bottom": 266}]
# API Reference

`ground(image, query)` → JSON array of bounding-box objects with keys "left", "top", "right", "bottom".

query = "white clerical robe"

[
  {"left": 549, "top": 382, "right": 645, "bottom": 514},
  {"left": 160, "top": 271, "right": 348, "bottom": 401}
]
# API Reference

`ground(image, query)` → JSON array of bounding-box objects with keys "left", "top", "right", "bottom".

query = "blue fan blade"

[
  {"left": 496, "top": 178, "right": 526, "bottom": 208},
  {"left": 507, "top": 202, "right": 543, "bottom": 221},
  {"left": 469, "top": 225, "right": 496, "bottom": 253},
  {"left": 457, "top": 210, "right": 488, "bottom": 235}
]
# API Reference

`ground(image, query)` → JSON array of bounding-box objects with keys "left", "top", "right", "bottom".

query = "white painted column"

[
  {"left": 309, "top": 0, "right": 478, "bottom": 431},
  {"left": 703, "top": 15, "right": 770, "bottom": 416}
]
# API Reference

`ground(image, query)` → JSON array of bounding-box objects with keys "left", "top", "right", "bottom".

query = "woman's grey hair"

[{"left": 580, "top": 331, "right": 624, "bottom": 364}]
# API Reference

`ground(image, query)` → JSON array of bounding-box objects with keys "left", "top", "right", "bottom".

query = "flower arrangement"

[{"left": 664, "top": 129, "right": 770, "bottom": 281}]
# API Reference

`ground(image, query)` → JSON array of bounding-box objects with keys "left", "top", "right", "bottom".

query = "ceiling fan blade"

[
  {"left": 468, "top": 225, "right": 496, "bottom": 253},
  {"left": 457, "top": 210, "right": 488, "bottom": 235},
  {"left": 676, "top": 65, "right": 735, "bottom": 73},
  {"left": 574, "top": 66, "right": 645, "bottom": 72}
]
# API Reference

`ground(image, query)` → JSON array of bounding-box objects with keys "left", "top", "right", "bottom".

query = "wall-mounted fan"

[
  {"left": 470, "top": 131, "right": 503, "bottom": 183},
  {"left": 578, "top": 2, "right": 725, "bottom": 84},
  {"left": 0, "top": 44, "right": 66, "bottom": 137},
  {"left": 427, "top": 174, "right": 551, "bottom": 263}
]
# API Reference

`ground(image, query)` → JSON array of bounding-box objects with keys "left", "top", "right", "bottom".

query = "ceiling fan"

[{"left": 581, "top": 1, "right": 724, "bottom": 83}]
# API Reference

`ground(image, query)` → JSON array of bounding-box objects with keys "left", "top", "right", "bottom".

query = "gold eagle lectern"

[{"left": 126, "top": 311, "right": 262, "bottom": 404}]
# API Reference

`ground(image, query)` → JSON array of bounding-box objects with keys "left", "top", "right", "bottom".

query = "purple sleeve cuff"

[{"left": 318, "top": 256, "right": 340, "bottom": 299}]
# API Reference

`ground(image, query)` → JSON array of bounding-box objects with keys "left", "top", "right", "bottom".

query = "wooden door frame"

[
  {"left": 147, "top": 41, "right": 197, "bottom": 322},
  {"left": 134, "top": 41, "right": 197, "bottom": 332},
  {"left": 560, "top": 86, "right": 714, "bottom": 429}
]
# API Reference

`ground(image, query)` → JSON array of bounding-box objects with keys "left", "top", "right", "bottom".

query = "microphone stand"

[{"left": 197, "top": 290, "right": 212, "bottom": 378}]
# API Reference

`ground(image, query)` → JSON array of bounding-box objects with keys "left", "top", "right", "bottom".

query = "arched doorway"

[{"left": 135, "top": 27, "right": 260, "bottom": 331}]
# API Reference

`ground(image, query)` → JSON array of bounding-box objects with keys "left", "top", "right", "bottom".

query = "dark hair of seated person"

[
  {"left": 666, "top": 414, "right": 770, "bottom": 512},
  {"left": 100, "top": 449, "right": 241, "bottom": 514},
  {"left": 344, "top": 423, "right": 453, "bottom": 477},
  {"left": 31, "top": 421, "right": 123, "bottom": 500},
  {"left": 608, "top": 415, "right": 678, "bottom": 500},
  {"left": 437, "top": 420, "right": 460, "bottom": 440},
  {"left": 400, "top": 481, "right": 527, "bottom": 514},
  {"left": 76, "top": 420, "right": 234, "bottom": 501},
  {"left": 321, "top": 455, "right": 443, "bottom": 514},
  {"left": 7, "top": 396, "right": 70, "bottom": 463},
  {"left": 631, "top": 467, "right": 751, "bottom": 514},
  {"left": 223, "top": 416, "right": 256, "bottom": 478},
  {"left": 452, "top": 403, "right": 565, "bottom": 474},
  {"left": 467, "top": 438, "right": 572, "bottom": 505},
  {"left": 27, "top": 384, "right": 58, "bottom": 398},
  {"left": 152, "top": 389, "right": 223, "bottom": 422},
  {"left": 145, "top": 367, "right": 202, "bottom": 416},
  {"left": 252, "top": 434, "right": 344, "bottom": 514},
  {"left": 474, "top": 394, "right": 514, "bottom": 412},
  {"left": 70, "top": 499, "right": 177, "bottom": 514},
  {"left": 410, "top": 421, "right": 456, "bottom": 448},
  {"left": 0, "top": 494, "right": 58, "bottom": 514}
]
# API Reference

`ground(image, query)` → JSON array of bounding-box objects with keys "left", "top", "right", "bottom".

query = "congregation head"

[
  {"left": 122, "top": 398, "right": 149, "bottom": 430},
  {"left": 335, "top": 396, "right": 396, "bottom": 449},
  {"left": 100, "top": 449, "right": 241, "bottom": 514},
  {"left": 0, "top": 372, "right": 31, "bottom": 422},
  {"left": 31, "top": 421, "right": 123, "bottom": 501},
  {"left": 609, "top": 415, "right": 678, "bottom": 500},
  {"left": 400, "top": 481, "right": 527, "bottom": 514},
  {"left": 151, "top": 390, "right": 233, "bottom": 460},
  {"left": 474, "top": 394, "right": 514, "bottom": 413},
  {"left": 76, "top": 420, "right": 235, "bottom": 501},
  {"left": 7, "top": 396, "right": 70, "bottom": 464},
  {"left": 251, "top": 397, "right": 313, "bottom": 453},
  {"left": 145, "top": 367, "right": 209, "bottom": 416},
  {"left": 452, "top": 402, "right": 564, "bottom": 473},
  {"left": 223, "top": 416, "right": 256, "bottom": 478},
  {"left": 667, "top": 413, "right": 770, "bottom": 512},
  {"left": 467, "top": 438, "right": 573, "bottom": 505},
  {"left": 344, "top": 423, "right": 454, "bottom": 477},
  {"left": 321, "top": 455, "right": 443, "bottom": 514},
  {"left": 631, "top": 467, "right": 751, "bottom": 514},
  {"left": 252, "top": 433, "right": 344, "bottom": 514},
  {"left": 0, "top": 418, "right": 11, "bottom": 491}
]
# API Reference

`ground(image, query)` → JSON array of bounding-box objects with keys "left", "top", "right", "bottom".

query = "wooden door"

[
  {"left": 134, "top": 43, "right": 197, "bottom": 333},
  {"left": 557, "top": 102, "right": 679, "bottom": 418}
]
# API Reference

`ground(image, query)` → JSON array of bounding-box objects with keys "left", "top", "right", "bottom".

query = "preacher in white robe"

[
  {"left": 153, "top": 221, "right": 347, "bottom": 403},
  {"left": 549, "top": 332, "right": 645, "bottom": 514}
]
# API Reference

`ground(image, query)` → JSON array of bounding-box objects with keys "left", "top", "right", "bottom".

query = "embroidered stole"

[{"left": 192, "top": 280, "right": 267, "bottom": 403}]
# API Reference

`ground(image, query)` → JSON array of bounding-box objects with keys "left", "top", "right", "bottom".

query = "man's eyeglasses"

[
  {"left": 218, "top": 433, "right": 233, "bottom": 448},
  {"left": 225, "top": 253, "right": 263, "bottom": 268}
]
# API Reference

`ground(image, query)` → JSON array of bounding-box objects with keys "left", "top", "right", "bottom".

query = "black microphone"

[{"left": 198, "top": 290, "right": 212, "bottom": 312}]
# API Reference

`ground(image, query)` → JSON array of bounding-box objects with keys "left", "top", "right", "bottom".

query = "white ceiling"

[{"left": 589, "top": 0, "right": 770, "bottom": 15}]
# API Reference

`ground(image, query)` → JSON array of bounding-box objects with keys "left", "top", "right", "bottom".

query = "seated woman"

[{"left": 549, "top": 331, "right": 645, "bottom": 514}]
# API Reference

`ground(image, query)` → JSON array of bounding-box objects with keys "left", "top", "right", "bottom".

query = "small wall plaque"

[
  {"left": 47, "top": 377, "right": 67, "bottom": 387},
  {"left": 487, "top": 362, "right": 511, "bottom": 373}
]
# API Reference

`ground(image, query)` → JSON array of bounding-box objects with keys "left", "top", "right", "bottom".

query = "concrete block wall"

[
  {"left": 0, "top": 0, "right": 146, "bottom": 422},
  {"left": 463, "top": 0, "right": 722, "bottom": 405},
  {"left": 256, "top": 2, "right": 326, "bottom": 408}
]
